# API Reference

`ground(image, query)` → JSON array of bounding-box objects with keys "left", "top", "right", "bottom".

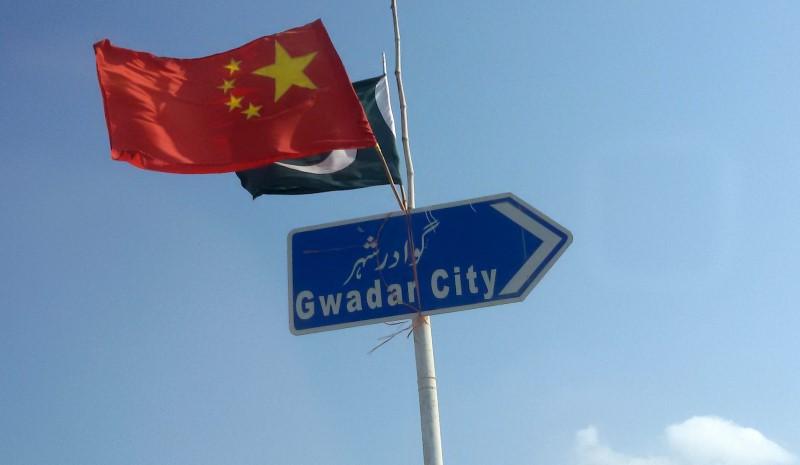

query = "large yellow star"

[{"left": 252, "top": 41, "right": 317, "bottom": 102}]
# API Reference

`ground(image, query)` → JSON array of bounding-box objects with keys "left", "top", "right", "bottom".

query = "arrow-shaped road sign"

[{"left": 288, "top": 193, "right": 572, "bottom": 335}]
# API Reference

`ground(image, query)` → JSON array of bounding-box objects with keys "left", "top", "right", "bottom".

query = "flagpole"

[
  {"left": 391, "top": 0, "right": 415, "bottom": 209},
  {"left": 390, "top": 1, "right": 443, "bottom": 465}
]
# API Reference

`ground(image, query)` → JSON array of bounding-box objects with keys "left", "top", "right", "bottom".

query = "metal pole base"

[{"left": 413, "top": 315, "right": 443, "bottom": 465}]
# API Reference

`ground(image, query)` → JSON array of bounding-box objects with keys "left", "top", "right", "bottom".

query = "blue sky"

[{"left": 1, "top": 1, "right": 799, "bottom": 465}]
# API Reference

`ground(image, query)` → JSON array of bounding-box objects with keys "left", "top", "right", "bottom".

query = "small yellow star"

[
  {"left": 224, "top": 59, "right": 241, "bottom": 75},
  {"left": 226, "top": 94, "right": 243, "bottom": 111},
  {"left": 217, "top": 79, "right": 236, "bottom": 93},
  {"left": 242, "top": 102, "right": 262, "bottom": 119}
]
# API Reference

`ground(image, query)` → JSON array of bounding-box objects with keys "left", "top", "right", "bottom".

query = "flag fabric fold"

[
  {"left": 94, "top": 19, "right": 375, "bottom": 174},
  {"left": 236, "top": 75, "right": 402, "bottom": 196}
]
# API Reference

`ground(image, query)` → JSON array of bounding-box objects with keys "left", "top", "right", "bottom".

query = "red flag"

[{"left": 94, "top": 20, "right": 375, "bottom": 174}]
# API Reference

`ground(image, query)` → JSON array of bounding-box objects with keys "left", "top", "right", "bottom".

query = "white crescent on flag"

[{"left": 274, "top": 149, "right": 358, "bottom": 174}]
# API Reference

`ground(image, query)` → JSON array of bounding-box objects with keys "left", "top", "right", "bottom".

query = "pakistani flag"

[{"left": 236, "top": 75, "right": 402, "bottom": 197}]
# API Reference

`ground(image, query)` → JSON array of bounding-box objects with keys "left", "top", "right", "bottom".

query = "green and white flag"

[{"left": 236, "top": 75, "right": 402, "bottom": 197}]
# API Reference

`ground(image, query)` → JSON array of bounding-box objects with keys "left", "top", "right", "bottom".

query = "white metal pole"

[
  {"left": 390, "top": 1, "right": 443, "bottom": 464},
  {"left": 413, "top": 318, "right": 443, "bottom": 465}
]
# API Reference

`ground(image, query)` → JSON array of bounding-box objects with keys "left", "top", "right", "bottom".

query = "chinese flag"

[{"left": 94, "top": 20, "right": 376, "bottom": 174}]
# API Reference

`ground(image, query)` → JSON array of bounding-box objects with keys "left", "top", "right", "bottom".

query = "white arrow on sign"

[{"left": 492, "top": 201, "right": 563, "bottom": 296}]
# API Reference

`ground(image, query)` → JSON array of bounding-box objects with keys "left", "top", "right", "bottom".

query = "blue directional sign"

[{"left": 288, "top": 193, "right": 572, "bottom": 335}]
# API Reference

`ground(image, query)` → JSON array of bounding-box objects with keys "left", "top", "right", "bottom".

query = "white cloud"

[
  {"left": 576, "top": 426, "right": 673, "bottom": 465},
  {"left": 576, "top": 416, "right": 794, "bottom": 465},
  {"left": 666, "top": 416, "right": 795, "bottom": 465}
]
